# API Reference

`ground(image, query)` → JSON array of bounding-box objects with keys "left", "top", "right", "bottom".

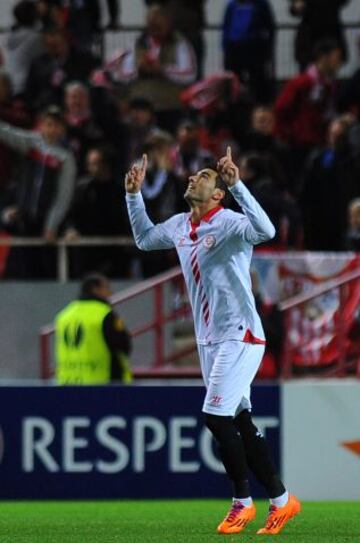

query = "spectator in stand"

[
  {"left": 5, "top": 0, "right": 44, "bottom": 97},
  {"left": 0, "top": 73, "right": 32, "bottom": 191},
  {"left": 243, "top": 105, "right": 294, "bottom": 193},
  {"left": 101, "top": 0, "right": 121, "bottom": 30},
  {"left": 37, "top": 0, "right": 120, "bottom": 32},
  {"left": 35, "top": 0, "right": 63, "bottom": 28},
  {"left": 65, "top": 145, "right": 129, "bottom": 278},
  {"left": 275, "top": 39, "right": 343, "bottom": 148},
  {"left": 144, "top": 0, "right": 206, "bottom": 79},
  {"left": 275, "top": 39, "right": 343, "bottom": 192},
  {"left": 170, "top": 119, "right": 213, "bottom": 189},
  {"left": 25, "top": 26, "right": 99, "bottom": 112},
  {"left": 238, "top": 153, "right": 302, "bottom": 249},
  {"left": 138, "top": 129, "right": 181, "bottom": 276},
  {"left": 289, "top": 0, "right": 349, "bottom": 70},
  {"left": 126, "top": 98, "right": 159, "bottom": 164},
  {"left": 64, "top": 81, "right": 113, "bottom": 175},
  {"left": 339, "top": 63, "right": 360, "bottom": 119},
  {"left": 301, "top": 115, "right": 360, "bottom": 251},
  {"left": 0, "top": 105, "right": 76, "bottom": 278},
  {"left": 222, "top": 0, "right": 275, "bottom": 103},
  {"left": 343, "top": 198, "right": 360, "bottom": 251},
  {"left": 118, "top": 5, "right": 197, "bottom": 132},
  {"left": 181, "top": 72, "right": 252, "bottom": 157}
]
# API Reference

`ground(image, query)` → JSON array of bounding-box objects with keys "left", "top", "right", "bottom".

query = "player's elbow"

[
  {"left": 264, "top": 222, "right": 276, "bottom": 241},
  {"left": 135, "top": 238, "right": 150, "bottom": 251},
  {"left": 256, "top": 223, "right": 276, "bottom": 243},
  {"left": 135, "top": 235, "right": 153, "bottom": 251}
]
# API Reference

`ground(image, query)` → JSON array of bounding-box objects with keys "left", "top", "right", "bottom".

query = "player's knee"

[
  {"left": 204, "top": 413, "right": 234, "bottom": 441},
  {"left": 235, "top": 409, "right": 261, "bottom": 439}
]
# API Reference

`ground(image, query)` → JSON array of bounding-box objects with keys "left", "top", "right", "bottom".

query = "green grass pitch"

[{"left": 0, "top": 500, "right": 359, "bottom": 542}]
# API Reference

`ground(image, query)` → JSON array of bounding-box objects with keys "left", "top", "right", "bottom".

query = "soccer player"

[{"left": 125, "top": 147, "right": 301, "bottom": 535}]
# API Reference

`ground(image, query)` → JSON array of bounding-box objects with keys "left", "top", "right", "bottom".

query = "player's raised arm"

[
  {"left": 125, "top": 154, "right": 178, "bottom": 251},
  {"left": 217, "top": 146, "right": 275, "bottom": 244}
]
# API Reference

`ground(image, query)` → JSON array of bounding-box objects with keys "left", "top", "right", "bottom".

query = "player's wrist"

[
  {"left": 126, "top": 190, "right": 141, "bottom": 198},
  {"left": 225, "top": 178, "right": 238, "bottom": 187},
  {"left": 227, "top": 179, "right": 242, "bottom": 192}
]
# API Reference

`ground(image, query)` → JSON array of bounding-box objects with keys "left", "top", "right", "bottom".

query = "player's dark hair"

[
  {"left": 203, "top": 160, "right": 228, "bottom": 193},
  {"left": 200, "top": 159, "right": 231, "bottom": 206},
  {"left": 214, "top": 173, "right": 228, "bottom": 193},
  {"left": 80, "top": 273, "right": 108, "bottom": 298},
  {"left": 313, "top": 39, "right": 342, "bottom": 62}
]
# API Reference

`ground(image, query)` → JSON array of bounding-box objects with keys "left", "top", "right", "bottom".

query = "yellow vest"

[{"left": 55, "top": 300, "right": 112, "bottom": 385}]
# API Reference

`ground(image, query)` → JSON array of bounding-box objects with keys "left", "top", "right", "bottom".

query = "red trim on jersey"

[
  {"left": 190, "top": 248, "right": 211, "bottom": 326},
  {"left": 189, "top": 205, "right": 223, "bottom": 241},
  {"left": 201, "top": 205, "right": 224, "bottom": 223},
  {"left": 188, "top": 207, "right": 223, "bottom": 326},
  {"left": 190, "top": 222, "right": 198, "bottom": 241},
  {"left": 242, "top": 329, "right": 266, "bottom": 345}
]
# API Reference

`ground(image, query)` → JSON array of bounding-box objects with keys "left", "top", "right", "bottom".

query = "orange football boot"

[
  {"left": 217, "top": 501, "right": 256, "bottom": 534},
  {"left": 257, "top": 494, "right": 301, "bottom": 535}
]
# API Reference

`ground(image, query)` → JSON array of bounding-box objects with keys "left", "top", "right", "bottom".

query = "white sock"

[
  {"left": 233, "top": 496, "right": 253, "bottom": 508},
  {"left": 270, "top": 491, "right": 289, "bottom": 508}
]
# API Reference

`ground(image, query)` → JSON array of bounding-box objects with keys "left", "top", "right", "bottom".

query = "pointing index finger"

[
  {"left": 141, "top": 153, "right": 148, "bottom": 175},
  {"left": 226, "top": 146, "right": 232, "bottom": 161}
]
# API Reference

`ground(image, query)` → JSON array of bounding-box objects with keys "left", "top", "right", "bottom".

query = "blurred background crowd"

[{"left": 0, "top": 0, "right": 359, "bottom": 280}]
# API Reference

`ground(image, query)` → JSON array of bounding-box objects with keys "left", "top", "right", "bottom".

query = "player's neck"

[{"left": 190, "top": 202, "right": 219, "bottom": 224}]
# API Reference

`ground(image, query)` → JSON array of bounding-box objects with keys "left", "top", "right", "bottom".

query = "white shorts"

[{"left": 198, "top": 340, "right": 265, "bottom": 417}]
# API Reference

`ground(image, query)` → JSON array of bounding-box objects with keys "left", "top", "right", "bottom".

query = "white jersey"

[{"left": 126, "top": 180, "right": 275, "bottom": 345}]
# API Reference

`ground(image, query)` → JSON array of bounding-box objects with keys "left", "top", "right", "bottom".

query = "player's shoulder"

[
  {"left": 166, "top": 212, "right": 188, "bottom": 227},
  {"left": 221, "top": 208, "right": 247, "bottom": 224}
]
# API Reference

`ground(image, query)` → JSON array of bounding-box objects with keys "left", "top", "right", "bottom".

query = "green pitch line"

[{"left": 0, "top": 500, "right": 359, "bottom": 543}]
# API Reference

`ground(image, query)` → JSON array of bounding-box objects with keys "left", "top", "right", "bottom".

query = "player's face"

[{"left": 184, "top": 168, "right": 219, "bottom": 204}]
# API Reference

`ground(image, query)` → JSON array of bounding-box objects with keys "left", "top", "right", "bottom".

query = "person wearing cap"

[{"left": 0, "top": 105, "right": 76, "bottom": 277}]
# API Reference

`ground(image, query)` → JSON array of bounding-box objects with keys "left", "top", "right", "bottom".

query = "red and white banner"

[{"left": 253, "top": 253, "right": 360, "bottom": 367}]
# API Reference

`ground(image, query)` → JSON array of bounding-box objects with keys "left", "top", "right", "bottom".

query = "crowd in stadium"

[{"left": 0, "top": 0, "right": 359, "bottom": 279}]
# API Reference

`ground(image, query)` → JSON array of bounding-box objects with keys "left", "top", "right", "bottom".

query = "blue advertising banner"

[{"left": 0, "top": 385, "right": 280, "bottom": 499}]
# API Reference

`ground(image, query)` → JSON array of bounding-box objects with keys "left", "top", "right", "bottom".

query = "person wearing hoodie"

[{"left": 5, "top": 0, "right": 44, "bottom": 96}]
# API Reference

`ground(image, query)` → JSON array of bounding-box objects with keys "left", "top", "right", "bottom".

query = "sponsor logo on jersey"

[
  {"left": 210, "top": 395, "right": 222, "bottom": 407},
  {"left": 203, "top": 235, "right": 216, "bottom": 249}
]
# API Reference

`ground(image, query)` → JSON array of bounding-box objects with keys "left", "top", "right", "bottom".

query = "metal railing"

[
  {"left": 0, "top": 236, "right": 134, "bottom": 282},
  {"left": 279, "top": 267, "right": 360, "bottom": 378},
  {"left": 1, "top": 21, "right": 360, "bottom": 80},
  {"left": 103, "top": 22, "right": 360, "bottom": 80},
  {"left": 39, "top": 262, "right": 360, "bottom": 380},
  {"left": 39, "top": 265, "right": 198, "bottom": 379}
]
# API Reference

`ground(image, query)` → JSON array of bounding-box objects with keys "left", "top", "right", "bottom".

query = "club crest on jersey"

[
  {"left": 203, "top": 235, "right": 216, "bottom": 249},
  {"left": 178, "top": 237, "right": 186, "bottom": 247}
]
